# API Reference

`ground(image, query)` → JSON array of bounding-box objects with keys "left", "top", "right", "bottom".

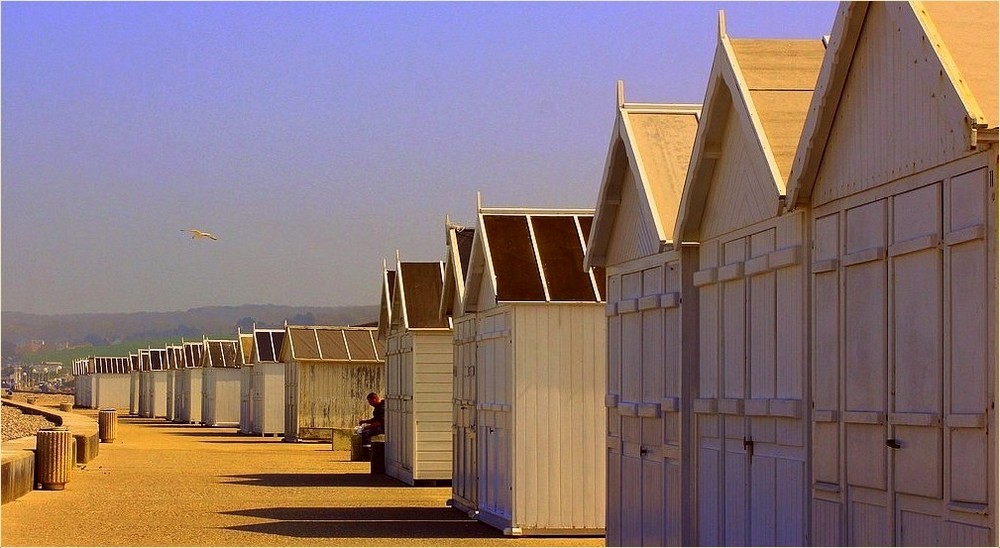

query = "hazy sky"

[{"left": 2, "top": 1, "right": 838, "bottom": 315}]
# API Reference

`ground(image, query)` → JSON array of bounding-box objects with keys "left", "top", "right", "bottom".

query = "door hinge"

[{"left": 744, "top": 436, "right": 755, "bottom": 463}]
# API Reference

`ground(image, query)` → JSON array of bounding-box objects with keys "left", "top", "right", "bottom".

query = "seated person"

[{"left": 358, "top": 392, "right": 384, "bottom": 446}]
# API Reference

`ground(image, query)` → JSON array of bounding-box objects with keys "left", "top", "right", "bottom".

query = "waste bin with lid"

[
  {"left": 98, "top": 409, "right": 117, "bottom": 442},
  {"left": 36, "top": 426, "right": 73, "bottom": 490}
]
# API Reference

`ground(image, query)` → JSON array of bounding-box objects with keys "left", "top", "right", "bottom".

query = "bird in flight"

[{"left": 182, "top": 229, "right": 219, "bottom": 241}]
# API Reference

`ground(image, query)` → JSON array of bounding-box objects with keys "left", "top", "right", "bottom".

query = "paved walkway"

[{"left": 1, "top": 412, "right": 604, "bottom": 547}]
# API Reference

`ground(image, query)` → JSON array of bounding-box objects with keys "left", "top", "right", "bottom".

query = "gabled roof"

[
  {"left": 439, "top": 219, "right": 475, "bottom": 319},
  {"left": 586, "top": 82, "right": 700, "bottom": 268},
  {"left": 280, "top": 325, "right": 384, "bottom": 363},
  {"left": 252, "top": 328, "right": 285, "bottom": 363},
  {"left": 391, "top": 256, "right": 449, "bottom": 331},
  {"left": 92, "top": 356, "right": 131, "bottom": 374},
  {"left": 786, "top": 1, "right": 998, "bottom": 208},
  {"left": 237, "top": 332, "right": 255, "bottom": 365},
  {"left": 129, "top": 354, "right": 139, "bottom": 372},
  {"left": 148, "top": 348, "right": 168, "bottom": 371},
  {"left": 138, "top": 349, "right": 150, "bottom": 371},
  {"left": 166, "top": 345, "right": 185, "bottom": 370},
  {"left": 676, "top": 12, "right": 825, "bottom": 242},
  {"left": 376, "top": 265, "right": 397, "bottom": 342},
  {"left": 199, "top": 339, "right": 240, "bottom": 368},
  {"left": 182, "top": 342, "right": 203, "bottom": 369},
  {"left": 463, "top": 200, "right": 605, "bottom": 313}
]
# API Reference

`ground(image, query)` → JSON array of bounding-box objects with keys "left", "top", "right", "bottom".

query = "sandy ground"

[{"left": 0, "top": 410, "right": 605, "bottom": 547}]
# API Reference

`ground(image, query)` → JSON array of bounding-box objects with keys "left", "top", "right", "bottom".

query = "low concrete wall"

[{"left": 1, "top": 399, "right": 100, "bottom": 504}]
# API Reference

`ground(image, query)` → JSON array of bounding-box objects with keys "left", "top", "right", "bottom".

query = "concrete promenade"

[{"left": 1, "top": 411, "right": 604, "bottom": 547}]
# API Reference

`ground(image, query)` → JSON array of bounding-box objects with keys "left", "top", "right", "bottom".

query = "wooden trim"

[
  {"left": 617, "top": 402, "right": 639, "bottom": 416},
  {"left": 943, "top": 224, "right": 986, "bottom": 246},
  {"left": 638, "top": 295, "right": 660, "bottom": 311},
  {"left": 693, "top": 398, "right": 718, "bottom": 414},
  {"left": 660, "top": 292, "right": 680, "bottom": 309},
  {"left": 769, "top": 399, "right": 803, "bottom": 418},
  {"left": 842, "top": 411, "right": 885, "bottom": 424},
  {"left": 811, "top": 259, "right": 839, "bottom": 273},
  {"left": 637, "top": 403, "right": 662, "bottom": 418},
  {"left": 812, "top": 409, "right": 839, "bottom": 422},
  {"left": 813, "top": 481, "right": 842, "bottom": 493},
  {"left": 744, "top": 398, "right": 770, "bottom": 416},
  {"left": 889, "top": 412, "right": 941, "bottom": 426},
  {"left": 604, "top": 394, "right": 620, "bottom": 408},
  {"left": 769, "top": 245, "right": 802, "bottom": 269},
  {"left": 888, "top": 234, "right": 940, "bottom": 258},
  {"left": 524, "top": 215, "right": 551, "bottom": 302},
  {"left": 946, "top": 501, "right": 989, "bottom": 515},
  {"left": 605, "top": 302, "right": 618, "bottom": 317},
  {"left": 718, "top": 398, "right": 744, "bottom": 415},
  {"left": 744, "top": 255, "right": 770, "bottom": 276},
  {"left": 661, "top": 397, "right": 680, "bottom": 412},
  {"left": 945, "top": 413, "right": 986, "bottom": 428},
  {"left": 842, "top": 246, "right": 886, "bottom": 267},
  {"left": 617, "top": 298, "right": 639, "bottom": 314},
  {"left": 693, "top": 268, "right": 717, "bottom": 287},
  {"left": 607, "top": 437, "right": 622, "bottom": 451},
  {"left": 718, "top": 262, "right": 745, "bottom": 281}
]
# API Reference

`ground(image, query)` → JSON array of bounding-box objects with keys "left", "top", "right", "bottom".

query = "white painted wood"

[
  {"left": 201, "top": 367, "right": 241, "bottom": 427},
  {"left": 239, "top": 365, "right": 254, "bottom": 433},
  {"left": 251, "top": 362, "right": 284, "bottom": 435},
  {"left": 91, "top": 374, "right": 130, "bottom": 410},
  {"left": 176, "top": 368, "right": 203, "bottom": 424},
  {"left": 450, "top": 313, "right": 479, "bottom": 514}
]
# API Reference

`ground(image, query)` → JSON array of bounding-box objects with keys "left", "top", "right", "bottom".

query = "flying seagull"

[{"left": 182, "top": 229, "right": 218, "bottom": 241}]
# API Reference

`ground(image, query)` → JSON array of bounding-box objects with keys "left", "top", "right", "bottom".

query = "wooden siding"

[
  {"left": 201, "top": 367, "right": 241, "bottom": 427},
  {"left": 284, "top": 360, "right": 385, "bottom": 440},
  {"left": 176, "top": 368, "right": 203, "bottom": 424},
  {"left": 451, "top": 313, "right": 479, "bottom": 512},
  {"left": 811, "top": 3, "right": 977, "bottom": 207},
  {"left": 93, "top": 374, "right": 131, "bottom": 410},
  {"left": 511, "top": 303, "right": 606, "bottom": 532},
  {"left": 606, "top": 170, "right": 660, "bottom": 266},
  {"left": 699, "top": 104, "right": 779, "bottom": 240},
  {"left": 809, "top": 155, "right": 996, "bottom": 545},
  {"left": 252, "top": 363, "right": 285, "bottom": 435}
]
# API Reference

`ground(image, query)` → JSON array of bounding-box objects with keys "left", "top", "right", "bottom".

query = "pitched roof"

[
  {"left": 148, "top": 348, "right": 168, "bottom": 371},
  {"left": 252, "top": 328, "right": 285, "bottom": 363},
  {"left": 166, "top": 345, "right": 185, "bottom": 370},
  {"left": 585, "top": 83, "right": 700, "bottom": 267},
  {"left": 394, "top": 259, "right": 449, "bottom": 330},
  {"left": 281, "top": 325, "right": 384, "bottom": 363},
  {"left": 200, "top": 339, "right": 240, "bottom": 368},
  {"left": 376, "top": 267, "right": 397, "bottom": 341},
  {"left": 675, "top": 13, "right": 824, "bottom": 242},
  {"left": 238, "top": 333, "right": 255, "bottom": 365},
  {"left": 92, "top": 356, "right": 131, "bottom": 374},
  {"left": 786, "top": 1, "right": 998, "bottom": 207},
  {"left": 464, "top": 204, "right": 605, "bottom": 312},
  {"left": 183, "top": 342, "right": 203, "bottom": 369},
  {"left": 439, "top": 221, "right": 475, "bottom": 319}
]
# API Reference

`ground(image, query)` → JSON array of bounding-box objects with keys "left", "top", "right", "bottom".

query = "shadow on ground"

[
  {"left": 221, "top": 506, "right": 503, "bottom": 539},
  {"left": 221, "top": 473, "right": 404, "bottom": 488}
]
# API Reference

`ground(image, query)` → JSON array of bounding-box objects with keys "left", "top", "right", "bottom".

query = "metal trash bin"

[
  {"left": 36, "top": 426, "right": 73, "bottom": 490},
  {"left": 59, "top": 402, "right": 73, "bottom": 412},
  {"left": 98, "top": 409, "right": 118, "bottom": 443},
  {"left": 26, "top": 396, "right": 38, "bottom": 405}
]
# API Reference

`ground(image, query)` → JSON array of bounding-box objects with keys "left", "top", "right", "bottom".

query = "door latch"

[
  {"left": 886, "top": 438, "right": 901, "bottom": 449},
  {"left": 639, "top": 446, "right": 649, "bottom": 456},
  {"left": 744, "top": 436, "right": 754, "bottom": 463}
]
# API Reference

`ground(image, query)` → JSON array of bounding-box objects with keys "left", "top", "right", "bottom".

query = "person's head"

[{"left": 367, "top": 392, "right": 381, "bottom": 405}]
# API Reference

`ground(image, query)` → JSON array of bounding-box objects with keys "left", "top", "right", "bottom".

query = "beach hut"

[
  {"left": 90, "top": 356, "right": 132, "bottom": 410},
  {"left": 440, "top": 220, "right": 477, "bottom": 515},
  {"left": 672, "top": 16, "right": 824, "bottom": 546},
  {"left": 175, "top": 341, "right": 204, "bottom": 424},
  {"left": 165, "top": 344, "right": 184, "bottom": 421},
  {"left": 200, "top": 338, "right": 241, "bottom": 427},
  {"left": 584, "top": 82, "right": 700, "bottom": 546},
  {"left": 128, "top": 353, "right": 140, "bottom": 415},
  {"left": 249, "top": 327, "right": 285, "bottom": 436},
  {"left": 783, "top": 2, "right": 998, "bottom": 545},
  {"left": 455, "top": 199, "right": 607, "bottom": 535},
  {"left": 382, "top": 254, "right": 453, "bottom": 485},
  {"left": 73, "top": 358, "right": 91, "bottom": 408},
  {"left": 139, "top": 348, "right": 169, "bottom": 419},
  {"left": 237, "top": 330, "right": 254, "bottom": 433},
  {"left": 281, "top": 325, "right": 384, "bottom": 442}
]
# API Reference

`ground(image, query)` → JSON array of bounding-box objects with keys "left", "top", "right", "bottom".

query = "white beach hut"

[
  {"left": 672, "top": 17, "right": 825, "bottom": 546},
  {"left": 238, "top": 330, "right": 255, "bottom": 434},
  {"left": 200, "top": 338, "right": 241, "bottom": 427},
  {"left": 73, "top": 359, "right": 91, "bottom": 408},
  {"left": 281, "top": 325, "right": 384, "bottom": 442},
  {"left": 139, "top": 348, "right": 169, "bottom": 419},
  {"left": 165, "top": 344, "right": 184, "bottom": 421},
  {"left": 382, "top": 254, "right": 454, "bottom": 485},
  {"left": 455, "top": 200, "right": 607, "bottom": 536},
  {"left": 89, "top": 356, "right": 132, "bottom": 410},
  {"left": 175, "top": 341, "right": 204, "bottom": 424},
  {"left": 584, "top": 83, "right": 700, "bottom": 546},
  {"left": 441, "top": 221, "right": 477, "bottom": 514},
  {"left": 783, "top": 2, "right": 998, "bottom": 545},
  {"left": 249, "top": 328, "right": 285, "bottom": 436},
  {"left": 128, "top": 353, "right": 140, "bottom": 416}
]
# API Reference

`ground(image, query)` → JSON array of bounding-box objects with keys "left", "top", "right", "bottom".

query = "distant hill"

[{"left": 1, "top": 304, "right": 379, "bottom": 359}]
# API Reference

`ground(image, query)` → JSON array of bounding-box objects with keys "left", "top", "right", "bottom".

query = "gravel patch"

[{"left": 2, "top": 404, "right": 57, "bottom": 441}]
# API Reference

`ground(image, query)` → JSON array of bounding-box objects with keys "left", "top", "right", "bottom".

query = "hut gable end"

[
  {"left": 810, "top": 2, "right": 981, "bottom": 206},
  {"left": 605, "top": 166, "right": 660, "bottom": 265}
]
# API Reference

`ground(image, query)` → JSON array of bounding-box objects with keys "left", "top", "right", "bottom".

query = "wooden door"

[
  {"left": 476, "top": 310, "right": 512, "bottom": 523},
  {"left": 452, "top": 315, "right": 478, "bottom": 512}
]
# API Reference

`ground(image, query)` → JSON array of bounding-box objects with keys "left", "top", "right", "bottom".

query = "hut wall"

[
  {"left": 129, "top": 372, "right": 139, "bottom": 416},
  {"left": 94, "top": 374, "right": 131, "bottom": 410},
  {"left": 165, "top": 370, "right": 176, "bottom": 421},
  {"left": 605, "top": 247, "right": 698, "bottom": 546},
  {"left": 252, "top": 362, "right": 285, "bottom": 435},
  {"left": 202, "top": 368, "right": 241, "bottom": 427},
  {"left": 239, "top": 365, "right": 254, "bottom": 434},
  {"left": 808, "top": 151, "right": 997, "bottom": 546},
  {"left": 385, "top": 330, "right": 454, "bottom": 485},
  {"left": 176, "top": 368, "right": 203, "bottom": 424},
  {"left": 284, "top": 360, "right": 384, "bottom": 441},
  {"left": 450, "top": 313, "right": 479, "bottom": 514}
]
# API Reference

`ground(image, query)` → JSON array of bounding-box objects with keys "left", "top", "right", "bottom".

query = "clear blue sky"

[{"left": 2, "top": 1, "right": 838, "bottom": 315}]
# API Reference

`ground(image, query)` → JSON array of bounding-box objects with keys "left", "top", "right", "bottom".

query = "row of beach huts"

[{"left": 71, "top": 2, "right": 997, "bottom": 546}]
